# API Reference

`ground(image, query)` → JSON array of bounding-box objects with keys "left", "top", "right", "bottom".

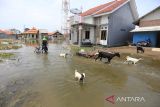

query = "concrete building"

[
  {"left": 70, "top": 0, "right": 138, "bottom": 47},
  {"left": 131, "top": 6, "right": 160, "bottom": 47},
  {"left": 48, "top": 31, "right": 63, "bottom": 40},
  {"left": 22, "top": 27, "right": 49, "bottom": 41}
]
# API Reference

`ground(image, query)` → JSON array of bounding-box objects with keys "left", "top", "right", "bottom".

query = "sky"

[{"left": 0, "top": 0, "right": 159, "bottom": 32}]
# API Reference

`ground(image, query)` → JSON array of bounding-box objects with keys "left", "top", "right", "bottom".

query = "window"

[
  {"left": 120, "top": 29, "right": 126, "bottom": 31},
  {"left": 85, "top": 31, "right": 90, "bottom": 39},
  {"left": 101, "top": 30, "right": 106, "bottom": 40}
]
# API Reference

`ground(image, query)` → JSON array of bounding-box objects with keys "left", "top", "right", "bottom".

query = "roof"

[
  {"left": 48, "top": 32, "right": 55, "bottom": 36},
  {"left": 53, "top": 31, "right": 63, "bottom": 35},
  {"left": 134, "top": 6, "right": 160, "bottom": 25},
  {"left": 0, "top": 29, "right": 4, "bottom": 34},
  {"left": 23, "top": 27, "right": 38, "bottom": 34},
  {"left": 48, "top": 31, "right": 63, "bottom": 36},
  {"left": 0, "top": 29, "right": 14, "bottom": 35},
  {"left": 131, "top": 26, "right": 160, "bottom": 32},
  {"left": 81, "top": 0, "right": 128, "bottom": 17}
]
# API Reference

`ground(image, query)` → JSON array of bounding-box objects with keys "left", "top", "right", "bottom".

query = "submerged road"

[{"left": 0, "top": 43, "right": 160, "bottom": 107}]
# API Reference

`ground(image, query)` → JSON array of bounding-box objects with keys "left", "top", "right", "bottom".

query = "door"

[
  {"left": 99, "top": 26, "right": 108, "bottom": 45},
  {"left": 100, "top": 30, "right": 107, "bottom": 45}
]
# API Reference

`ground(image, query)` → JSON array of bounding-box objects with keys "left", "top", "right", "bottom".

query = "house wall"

[
  {"left": 139, "top": 19, "right": 160, "bottom": 27},
  {"left": 0, "top": 33, "right": 16, "bottom": 39},
  {"left": 0, "top": 33, "right": 8, "bottom": 39},
  {"left": 25, "top": 34, "right": 38, "bottom": 39},
  {"left": 70, "top": 15, "right": 80, "bottom": 25},
  {"left": 94, "top": 15, "right": 109, "bottom": 45},
  {"left": 108, "top": 3, "right": 135, "bottom": 47},
  {"left": 101, "top": 15, "right": 109, "bottom": 25},
  {"left": 133, "top": 32, "right": 157, "bottom": 47},
  {"left": 82, "top": 27, "right": 95, "bottom": 43},
  {"left": 139, "top": 8, "right": 160, "bottom": 27},
  {"left": 83, "top": 17, "right": 94, "bottom": 24}
]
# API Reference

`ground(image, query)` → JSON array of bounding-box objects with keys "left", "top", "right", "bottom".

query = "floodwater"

[{"left": 0, "top": 42, "right": 160, "bottom": 107}]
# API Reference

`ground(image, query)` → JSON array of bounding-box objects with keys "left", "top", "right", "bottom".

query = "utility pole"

[{"left": 62, "top": 0, "right": 70, "bottom": 37}]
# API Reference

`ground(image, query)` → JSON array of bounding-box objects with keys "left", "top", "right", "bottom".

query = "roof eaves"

[
  {"left": 81, "top": 14, "right": 94, "bottom": 18},
  {"left": 130, "top": 26, "right": 160, "bottom": 32},
  {"left": 93, "top": 12, "right": 111, "bottom": 17}
]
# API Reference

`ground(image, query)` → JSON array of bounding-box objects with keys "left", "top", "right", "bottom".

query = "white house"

[{"left": 70, "top": 0, "right": 138, "bottom": 47}]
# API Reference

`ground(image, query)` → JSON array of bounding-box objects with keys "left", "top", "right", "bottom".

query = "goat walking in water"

[
  {"left": 95, "top": 51, "right": 120, "bottom": 63},
  {"left": 75, "top": 70, "right": 85, "bottom": 82},
  {"left": 124, "top": 56, "right": 142, "bottom": 64},
  {"left": 59, "top": 53, "right": 68, "bottom": 58},
  {"left": 137, "top": 46, "right": 144, "bottom": 53}
]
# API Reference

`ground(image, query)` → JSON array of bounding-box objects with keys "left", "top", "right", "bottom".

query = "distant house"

[
  {"left": 131, "top": 6, "right": 160, "bottom": 47},
  {"left": 48, "top": 32, "right": 54, "bottom": 40},
  {"left": 48, "top": 31, "right": 63, "bottom": 40},
  {"left": 0, "top": 29, "right": 9, "bottom": 39},
  {"left": 70, "top": 0, "right": 138, "bottom": 47},
  {"left": 23, "top": 27, "right": 39, "bottom": 39},
  {"left": 0, "top": 29, "right": 16, "bottom": 39},
  {"left": 10, "top": 29, "right": 21, "bottom": 39},
  {"left": 22, "top": 27, "right": 49, "bottom": 40}
]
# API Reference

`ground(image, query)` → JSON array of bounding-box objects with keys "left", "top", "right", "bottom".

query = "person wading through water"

[{"left": 42, "top": 36, "right": 48, "bottom": 53}]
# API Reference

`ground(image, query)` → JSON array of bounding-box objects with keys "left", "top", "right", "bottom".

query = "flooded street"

[{"left": 0, "top": 43, "right": 160, "bottom": 107}]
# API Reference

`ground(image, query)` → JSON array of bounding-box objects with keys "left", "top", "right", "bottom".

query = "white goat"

[
  {"left": 75, "top": 70, "right": 85, "bottom": 82},
  {"left": 125, "top": 56, "right": 142, "bottom": 64},
  {"left": 59, "top": 53, "right": 68, "bottom": 58}
]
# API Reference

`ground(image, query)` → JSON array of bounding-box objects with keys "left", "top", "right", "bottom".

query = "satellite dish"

[{"left": 70, "top": 8, "right": 82, "bottom": 14}]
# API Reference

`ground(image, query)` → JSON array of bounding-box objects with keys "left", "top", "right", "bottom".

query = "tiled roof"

[
  {"left": 48, "top": 31, "right": 63, "bottom": 36},
  {"left": 0, "top": 29, "right": 14, "bottom": 35},
  {"left": 81, "top": 0, "right": 128, "bottom": 17},
  {"left": 0, "top": 29, "right": 4, "bottom": 33},
  {"left": 23, "top": 27, "right": 38, "bottom": 34},
  {"left": 48, "top": 32, "right": 55, "bottom": 35}
]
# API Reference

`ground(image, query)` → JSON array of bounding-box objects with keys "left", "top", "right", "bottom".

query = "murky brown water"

[{"left": 0, "top": 42, "right": 160, "bottom": 107}]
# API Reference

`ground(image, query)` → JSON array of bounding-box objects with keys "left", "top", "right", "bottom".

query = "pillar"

[{"left": 78, "top": 25, "right": 83, "bottom": 46}]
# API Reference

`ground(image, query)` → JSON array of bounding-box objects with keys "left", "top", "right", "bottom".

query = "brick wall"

[{"left": 139, "top": 19, "right": 160, "bottom": 27}]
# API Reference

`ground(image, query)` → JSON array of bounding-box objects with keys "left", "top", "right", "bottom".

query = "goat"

[
  {"left": 137, "top": 46, "right": 144, "bottom": 53},
  {"left": 125, "top": 56, "right": 142, "bottom": 64},
  {"left": 59, "top": 53, "right": 68, "bottom": 58},
  {"left": 95, "top": 51, "right": 120, "bottom": 63},
  {"left": 75, "top": 70, "right": 85, "bottom": 82}
]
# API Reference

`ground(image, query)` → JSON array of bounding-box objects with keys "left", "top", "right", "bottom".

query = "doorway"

[{"left": 157, "top": 32, "right": 160, "bottom": 47}]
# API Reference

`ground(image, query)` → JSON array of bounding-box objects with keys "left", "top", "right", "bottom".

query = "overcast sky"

[{"left": 0, "top": 0, "right": 159, "bottom": 32}]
